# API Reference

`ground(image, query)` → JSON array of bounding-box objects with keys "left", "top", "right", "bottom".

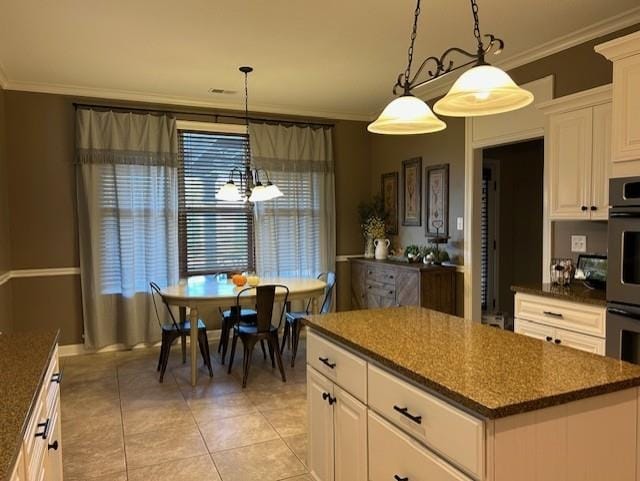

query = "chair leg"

[
  {"left": 217, "top": 317, "right": 227, "bottom": 354},
  {"left": 260, "top": 339, "right": 267, "bottom": 360},
  {"left": 203, "top": 331, "right": 214, "bottom": 377},
  {"left": 181, "top": 333, "right": 187, "bottom": 364},
  {"left": 157, "top": 339, "right": 165, "bottom": 372},
  {"left": 271, "top": 332, "right": 287, "bottom": 383},
  {"left": 281, "top": 322, "right": 290, "bottom": 354},
  {"left": 220, "top": 318, "right": 230, "bottom": 364},
  {"left": 291, "top": 320, "right": 301, "bottom": 368},
  {"left": 242, "top": 338, "right": 257, "bottom": 388},
  {"left": 227, "top": 331, "right": 238, "bottom": 375},
  {"left": 159, "top": 335, "right": 172, "bottom": 383},
  {"left": 267, "top": 337, "right": 275, "bottom": 368},
  {"left": 197, "top": 332, "right": 206, "bottom": 364}
]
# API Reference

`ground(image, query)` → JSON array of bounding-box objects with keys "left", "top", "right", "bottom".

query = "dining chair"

[
  {"left": 150, "top": 282, "right": 214, "bottom": 382},
  {"left": 227, "top": 284, "right": 289, "bottom": 387},
  {"left": 281, "top": 272, "right": 336, "bottom": 367},
  {"left": 218, "top": 306, "right": 270, "bottom": 365}
]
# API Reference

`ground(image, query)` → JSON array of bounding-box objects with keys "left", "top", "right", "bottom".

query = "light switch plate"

[
  {"left": 571, "top": 235, "right": 587, "bottom": 253},
  {"left": 457, "top": 217, "right": 464, "bottom": 231}
]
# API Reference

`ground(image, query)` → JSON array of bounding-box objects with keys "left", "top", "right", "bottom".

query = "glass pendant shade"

[
  {"left": 434, "top": 65, "right": 534, "bottom": 117},
  {"left": 264, "top": 182, "right": 284, "bottom": 200},
  {"left": 216, "top": 180, "right": 242, "bottom": 201},
  {"left": 368, "top": 95, "right": 446, "bottom": 135},
  {"left": 248, "top": 183, "right": 269, "bottom": 202}
]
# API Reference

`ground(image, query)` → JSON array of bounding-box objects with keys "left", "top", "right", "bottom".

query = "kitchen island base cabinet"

[{"left": 307, "top": 366, "right": 367, "bottom": 481}]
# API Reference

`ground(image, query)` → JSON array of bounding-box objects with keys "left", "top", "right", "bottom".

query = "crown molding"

[
  {"left": 595, "top": 29, "right": 640, "bottom": 60},
  {"left": 368, "top": 5, "right": 640, "bottom": 117},
  {"left": 3, "top": 79, "right": 371, "bottom": 122},
  {"left": 537, "top": 84, "right": 612, "bottom": 115}
]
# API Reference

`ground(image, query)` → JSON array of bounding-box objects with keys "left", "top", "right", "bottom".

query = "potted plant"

[{"left": 358, "top": 195, "right": 389, "bottom": 259}]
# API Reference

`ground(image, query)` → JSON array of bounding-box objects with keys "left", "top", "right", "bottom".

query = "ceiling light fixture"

[
  {"left": 368, "top": 0, "right": 534, "bottom": 135},
  {"left": 216, "top": 66, "right": 283, "bottom": 203}
]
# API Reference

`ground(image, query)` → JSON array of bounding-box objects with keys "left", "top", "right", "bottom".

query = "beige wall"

[{"left": 0, "top": 86, "right": 12, "bottom": 333}]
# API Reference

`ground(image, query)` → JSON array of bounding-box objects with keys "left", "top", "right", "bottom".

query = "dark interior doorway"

[{"left": 481, "top": 138, "right": 544, "bottom": 330}]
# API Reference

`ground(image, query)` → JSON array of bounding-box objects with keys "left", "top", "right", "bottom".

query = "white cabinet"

[
  {"left": 540, "top": 86, "right": 612, "bottom": 220},
  {"left": 10, "top": 345, "right": 62, "bottom": 481},
  {"left": 514, "top": 293, "right": 606, "bottom": 356},
  {"left": 307, "top": 366, "right": 367, "bottom": 481},
  {"left": 596, "top": 31, "right": 640, "bottom": 175}
]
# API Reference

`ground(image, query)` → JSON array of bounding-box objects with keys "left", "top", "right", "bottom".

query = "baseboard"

[{"left": 59, "top": 329, "right": 223, "bottom": 357}]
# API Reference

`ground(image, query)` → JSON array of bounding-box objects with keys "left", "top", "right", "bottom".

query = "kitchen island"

[{"left": 304, "top": 306, "right": 640, "bottom": 481}]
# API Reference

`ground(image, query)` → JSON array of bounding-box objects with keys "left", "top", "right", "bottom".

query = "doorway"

[{"left": 480, "top": 139, "right": 544, "bottom": 329}]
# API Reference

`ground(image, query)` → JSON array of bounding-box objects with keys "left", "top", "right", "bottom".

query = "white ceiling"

[{"left": 0, "top": 0, "right": 638, "bottom": 120}]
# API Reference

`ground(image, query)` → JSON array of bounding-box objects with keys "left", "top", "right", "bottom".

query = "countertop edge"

[
  {"left": 511, "top": 284, "right": 607, "bottom": 307},
  {"left": 1, "top": 330, "right": 59, "bottom": 481},
  {"left": 303, "top": 321, "right": 640, "bottom": 419}
]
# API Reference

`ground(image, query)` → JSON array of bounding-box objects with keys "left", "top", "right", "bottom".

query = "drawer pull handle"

[
  {"left": 51, "top": 369, "right": 63, "bottom": 384},
  {"left": 545, "top": 336, "right": 553, "bottom": 342},
  {"left": 393, "top": 405, "right": 422, "bottom": 424},
  {"left": 368, "top": 285, "right": 372, "bottom": 290},
  {"left": 388, "top": 290, "right": 394, "bottom": 295},
  {"left": 394, "top": 475, "right": 409, "bottom": 481},
  {"left": 543, "top": 311, "right": 563, "bottom": 319},
  {"left": 48, "top": 440, "right": 59, "bottom": 451},
  {"left": 318, "top": 357, "right": 336, "bottom": 369},
  {"left": 35, "top": 418, "right": 51, "bottom": 440},
  {"left": 554, "top": 339, "right": 562, "bottom": 345},
  {"left": 322, "top": 392, "right": 337, "bottom": 405}
]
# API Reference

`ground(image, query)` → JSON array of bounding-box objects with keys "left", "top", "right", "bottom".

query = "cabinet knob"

[
  {"left": 322, "top": 392, "right": 336, "bottom": 405},
  {"left": 590, "top": 206, "right": 597, "bottom": 211},
  {"left": 48, "top": 440, "right": 59, "bottom": 451},
  {"left": 545, "top": 336, "right": 553, "bottom": 342},
  {"left": 581, "top": 206, "right": 588, "bottom": 211},
  {"left": 555, "top": 339, "right": 562, "bottom": 345},
  {"left": 394, "top": 476, "right": 409, "bottom": 481}
]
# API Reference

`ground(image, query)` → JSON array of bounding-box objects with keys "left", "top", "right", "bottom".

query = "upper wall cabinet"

[
  {"left": 596, "top": 31, "right": 640, "bottom": 177},
  {"left": 539, "top": 86, "right": 612, "bottom": 220}
]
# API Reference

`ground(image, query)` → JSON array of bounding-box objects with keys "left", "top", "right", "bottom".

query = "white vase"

[
  {"left": 364, "top": 237, "right": 375, "bottom": 259},
  {"left": 374, "top": 238, "right": 390, "bottom": 260}
]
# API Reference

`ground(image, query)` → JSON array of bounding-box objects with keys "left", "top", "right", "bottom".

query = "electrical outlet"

[
  {"left": 571, "top": 235, "right": 587, "bottom": 253},
  {"left": 457, "top": 217, "right": 464, "bottom": 231}
]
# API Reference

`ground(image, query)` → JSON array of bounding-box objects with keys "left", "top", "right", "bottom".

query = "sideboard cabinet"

[{"left": 350, "top": 258, "right": 456, "bottom": 314}]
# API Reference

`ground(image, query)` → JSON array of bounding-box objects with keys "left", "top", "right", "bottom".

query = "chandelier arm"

[{"left": 407, "top": 55, "right": 445, "bottom": 89}]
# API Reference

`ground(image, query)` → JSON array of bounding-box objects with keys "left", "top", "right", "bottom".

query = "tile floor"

[{"left": 60, "top": 336, "right": 310, "bottom": 481}]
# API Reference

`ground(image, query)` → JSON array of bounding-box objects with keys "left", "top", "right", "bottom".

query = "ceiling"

[{"left": 0, "top": 0, "right": 638, "bottom": 120}]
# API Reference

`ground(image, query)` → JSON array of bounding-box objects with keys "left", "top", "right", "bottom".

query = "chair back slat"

[
  {"left": 320, "top": 271, "right": 337, "bottom": 314},
  {"left": 236, "top": 284, "right": 290, "bottom": 333},
  {"left": 149, "top": 281, "right": 181, "bottom": 331}
]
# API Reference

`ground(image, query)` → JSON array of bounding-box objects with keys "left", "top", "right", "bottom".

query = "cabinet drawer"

[
  {"left": 555, "top": 326, "right": 605, "bottom": 355},
  {"left": 366, "top": 283, "right": 396, "bottom": 300},
  {"left": 307, "top": 331, "right": 367, "bottom": 402},
  {"left": 368, "top": 364, "right": 484, "bottom": 478},
  {"left": 368, "top": 411, "right": 472, "bottom": 481},
  {"left": 514, "top": 293, "right": 605, "bottom": 338},
  {"left": 366, "top": 267, "right": 396, "bottom": 284},
  {"left": 45, "top": 347, "right": 61, "bottom": 415},
  {"left": 25, "top": 399, "right": 47, "bottom": 481}
]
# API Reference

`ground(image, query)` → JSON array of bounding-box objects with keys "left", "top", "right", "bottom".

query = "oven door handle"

[
  {"left": 608, "top": 307, "right": 640, "bottom": 321},
  {"left": 610, "top": 211, "right": 640, "bottom": 218}
]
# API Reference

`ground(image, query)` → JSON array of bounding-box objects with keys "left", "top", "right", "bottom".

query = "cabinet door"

[
  {"left": 395, "top": 270, "right": 420, "bottom": 306},
  {"left": 611, "top": 54, "right": 640, "bottom": 163},
  {"left": 554, "top": 327, "right": 605, "bottom": 355},
  {"left": 307, "top": 366, "right": 335, "bottom": 481},
  {"left": 591, "top": 102, "right": 612, "bottom": 220},
  {"left": 514, "top": 318, "right": 554, "bottom": 343},
  {"left": 9, "top": 449, "right": 25, "bottom": 481},
  {"left": 334, "top": 386, "right": 367, "bottom": 481},
  {"left": 365, "top": 293, "right": 395, "bottom": 309},
  {"left": 549, "top": 108, "right": 593, "bottom": 219},
  {"left": 45, "top": 405, "right": 63, "bottom": 481},
  {"left": 350, "top": 262, "right": 366, "bottom": 310}
]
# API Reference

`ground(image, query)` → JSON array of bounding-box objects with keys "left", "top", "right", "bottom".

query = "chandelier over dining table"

[
  {"left": 216, "top": 66, "right": 283, "bottom": 202},
  {"left": 368, "top": 0, "right": 534, "bottom": 135}
]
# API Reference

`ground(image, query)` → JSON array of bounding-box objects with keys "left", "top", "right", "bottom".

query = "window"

[{"left": 178, "top": 130, "right": 254, "bottom": 276}]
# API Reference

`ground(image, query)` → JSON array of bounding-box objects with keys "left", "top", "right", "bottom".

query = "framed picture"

[
  {"left": 425, "top": 163, "right": 449, "bottom": 238},
  {"left": 402, "top": 157, "right": 422, "bottom": 226},
  {"left": 381, "top": 172, "right": 399, "bottom": 235}
]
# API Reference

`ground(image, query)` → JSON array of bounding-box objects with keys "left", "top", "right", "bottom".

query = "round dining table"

[{"left": 161, "top": 276, "right": 327, "bottom": 386}]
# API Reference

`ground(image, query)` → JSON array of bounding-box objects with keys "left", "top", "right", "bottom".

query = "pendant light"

[
  {"left": 369, "top": 0, "right": 534, "bottom": 134},
  {"left": 215, "top": 67, "right": 283, "bottom": 202}
]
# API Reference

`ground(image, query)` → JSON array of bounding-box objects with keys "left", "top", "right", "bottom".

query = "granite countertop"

[
  {"left": 511, "top": 282, "right": 607, "bottom": 306},
  {"left": 0, "top": 329, "right": 59, "bottom": 481},
  {"left": 303, "top": 307, "right": 640, "bottom": 419}
]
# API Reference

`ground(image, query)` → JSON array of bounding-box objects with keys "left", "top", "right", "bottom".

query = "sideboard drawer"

[
  {"left": 366, "top": 266, "right": 396, "bottom": 284},
  {"left": 307, "top": 331, "right": 367, "bottom": 402},
  {"left": 368, "top": 364, "right": 484, "bottom": 479},
  {"left": 515, "top": 293, "right": 606, "bottom": 337},
  {"left": 368, "top": 411, "right": 472, "bottom": 481},
  {"left": 366, "top": 284, "right": 396, "bottom": 300}
]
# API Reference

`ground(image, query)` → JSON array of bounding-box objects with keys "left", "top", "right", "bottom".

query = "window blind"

[{"left": 178, "top": 131, "right": 254, "bottom": 276}]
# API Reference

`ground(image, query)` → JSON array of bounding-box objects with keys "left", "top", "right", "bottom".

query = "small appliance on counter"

[
  {"left": 574, "top": 254, "right": 607, "bottom": 290},
  {"left": 550, "top": 258, "right": 574, "bottom": 286},
  {"left": 606, "top": 176, "right": 640, "bottom": 364}
]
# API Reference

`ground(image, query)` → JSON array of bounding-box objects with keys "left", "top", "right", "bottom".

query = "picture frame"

[
  {"left": 402, "top": 157, "right": 422, "bottom": 226},
  {"left": 381, "top": 172, "right": 399, "bottom": 235},
  {"left": 425, "top": 163, "right": 449, "bottom": 238}
]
